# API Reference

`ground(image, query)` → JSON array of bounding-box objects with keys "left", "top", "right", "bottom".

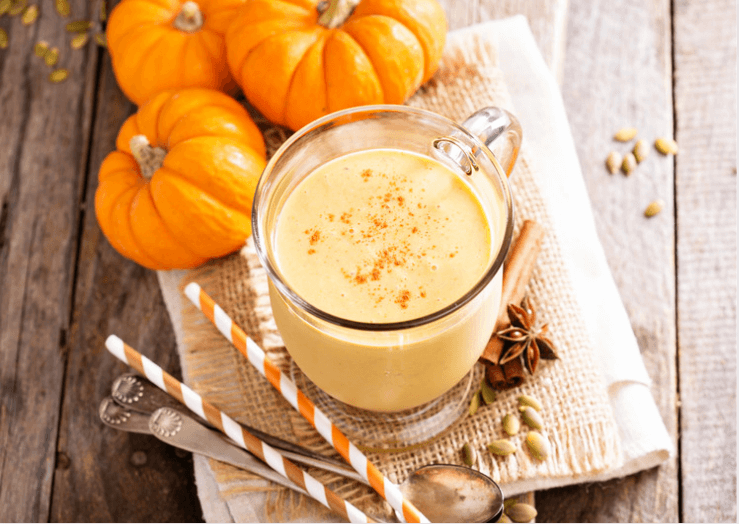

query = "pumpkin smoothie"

[{"left": 270, "top": 148, "right": 502, "bottom": 411}]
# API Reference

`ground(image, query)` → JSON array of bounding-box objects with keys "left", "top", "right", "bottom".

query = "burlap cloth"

[{"left": 156, "top": 17, "right": 673, "bottom": 522}]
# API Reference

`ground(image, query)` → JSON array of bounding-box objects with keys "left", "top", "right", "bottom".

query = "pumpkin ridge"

[
  {"left": 110, "top": 183, "right": 167, "bottom": 269},
  {"left": 324, "top": 29, "right": 384, "bottom": 110},
  {"left": 150, "top": 171, "right": 252, "bottom": 257},
  {"left": 161, "top": 136, "right": 263, "bottom": 208},
  {"left": 284, "top": 30, "right": 330, "bottom": 125},
  {"left": 118, "top": 29, "right": 171, "bottom": 86},
  {"left": 132, "top": 183, "right": 206, "bottom": 265}
]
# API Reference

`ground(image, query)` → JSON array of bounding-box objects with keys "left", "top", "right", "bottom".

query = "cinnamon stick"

[
  {"left": 485, "top": 360, "right": 526, "bottom": 390},
  {"left": 481, "top": 220, "right": 545, "bottom": 365}
]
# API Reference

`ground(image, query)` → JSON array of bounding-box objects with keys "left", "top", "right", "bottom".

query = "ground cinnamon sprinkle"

[
  {"left": 394, "top": 289, "right": 411, "bottom": 309},
  {"left": 309, "top": 230, "right": 321, "bottom": 245}
]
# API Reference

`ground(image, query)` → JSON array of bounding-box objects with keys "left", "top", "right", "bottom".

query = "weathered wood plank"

[
  {"left": 536, "top": 0, "right": 680, "bottom": 521},
  {"left": 438, "top": 0, "right": 568, "bottom": 83},
  {"left": 673, "top": 0, "right": 737, "bottom": 521},
  {"left": 0, "top": 1, "right": 98, "bottom": 520},
  {"left": 49, "top": 30, "right": 203, "bottom": 523}
]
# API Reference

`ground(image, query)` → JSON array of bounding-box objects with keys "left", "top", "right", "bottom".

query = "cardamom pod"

[
  {"left": 21, "top": 4, "right": 37, "bottom": 24},
  {"left": 48, "top": 68, "right": 69, "bottom": 83},
  {"left": 655, "top": 137, "right": 678, "bottom": 155},
  {"left": 521, "top": 406, "right": 543, "bottom": 430},
  {"left": 65, "top": 19, "right": 92, "bottom": 32},
  {"left": 644, "top": 199, "right": 665, "bottom": 218},
  {"left": 633, "top": 139, "right": 648, "bottom": 163},
  {"left": 55, "top": 0, "right": 69, "bottom": 16},
  {"left": 506, "top": 502, "right": 538, "bottom": 523},
  {"left": 480, "top": 378, "right": 496, "bottom": 405},
  {"left": 94, "top": 32, "right": 106, "bottom": 47},
  {"left": 502, "top": 413, "right": 520, "bottom": 436},
  {"left": 605, "top": 151, "right": 621, "bottom": 174},
  {"left": 621, "top": 152, "right": 637, "bottom": 175},
  {"left": 525, "top": 431, "right": 550, "bottom": 461},
  {"left": 44, "top": 46, "right": 59, "bottom": 66},
  {"left": 498, "top": 514, "right": 513, "bottom": 523},
  {"left": 517, "top": 394, "right": 542, "bottom": 411},
  {"left": 487, "top": 439, "right": 516, "bottom": 456},
  {"left": 468, "top": 391, "right": 481, "bottom": 416},
  {"left": 70, "top": 32, "right": 88, "bottom": 49},
  {"left": 34, "top": 40, "right": 48, "bottom": 56},
  {"left": 614, "top": 127, "right": 638, "bottom": 142},
  {"left": 0, "top": 28, "right": 7, "bottom": 49},
  {"left": 8, "top": 0, "right": 26, "bottom": 16},
  {"left": 462, "top": 442, "right": 477, "bottom": 466},
  {"left": 0, "top": 0, "right": 11, "bottom": 16}
]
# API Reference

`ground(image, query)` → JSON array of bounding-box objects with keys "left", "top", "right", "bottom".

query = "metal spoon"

[
  {"left": 107, "top": 376, "right": 505, "bottom": 522},
  {"left": 397, "top": 464, "right": 504, "bottom": 523}
]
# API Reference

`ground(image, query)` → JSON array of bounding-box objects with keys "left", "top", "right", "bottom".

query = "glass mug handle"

[{"left": 433, "top": 107, "right": 522, "bottom": 178}]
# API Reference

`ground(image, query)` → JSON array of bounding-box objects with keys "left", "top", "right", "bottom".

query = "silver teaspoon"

[{"left": 398, "top": 464, "right": 504, "bottom": 523}]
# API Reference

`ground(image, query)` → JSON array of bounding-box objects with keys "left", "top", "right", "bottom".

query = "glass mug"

[{"left": 252, "top": 105, "right": 520, "bottom": 414}]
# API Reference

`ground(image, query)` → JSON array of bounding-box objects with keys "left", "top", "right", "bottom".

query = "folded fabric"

[{"left": 156, "top": 16, "right": 672, "bottom": 522}]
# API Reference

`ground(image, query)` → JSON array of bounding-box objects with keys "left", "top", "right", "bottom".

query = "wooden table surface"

[{"left": 1, "top": 0, "right": 735, "bottom": 521}]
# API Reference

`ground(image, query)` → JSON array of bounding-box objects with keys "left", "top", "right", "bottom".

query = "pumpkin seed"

[
  {"left": 605, "top": 151, "right": 621, "bottom": 174},
  {"left": 614, "top": 127, "right": 638, "bottom": 142},
  {"left": 55, "top": 0, "right": 69, "bottom": 16},
  {"left": 655, "top": 137, "right": 678, "bottom": 155},
  {"left": 462, "top": 442, "right": 477, "bottom": 466},
  {"left": 94, "top": 32, "right": 105, "bottom": 47},
  {"left": 468, "top": 391, "right": 481, "bottom": 416},
  {"left": 644, "top": 199, "right": 664, "bottom": 218},
  {"left": 502, "top": 413, "right": 520, "bottom": 436},
  {"left": 34, "top": 40, "right": 48, "bottom": 56},
  {"left": 498, "top": 514, "right": 513, "bottom": 523},
  {"left": 70, "top": 32, "right": 88, "bottom": 49},
  {"left": 8, "top": 0, "right": 26, "bottom": 16},
  {"left": 506, "top": 503, "right": 538, "bottom": 523},
  {"left": 0, "top": 28, "right": 7, "bottom": 49},
  {"left": 621, "top": 152, "right": 637, "bottom": 175},
  {"left": 21, "top": 4, "right": 37, "bottom": 24},
  {"left": 99, "top": 0, "right": 106, "bottom": 21},
  {"left": 44, "top": 46, "right": 59, "bottom": 66},
  {"left": 633, "top": 139, "right": 649, "bottom": 163},
  {"left": 0, "top": 0, "right": 11, "bottom": 16},
  {"left": 525, "top": 431, "right": 550, "bottom": 461},
  {"left": 487, "top": 439, "right": 516, "bottom": 456},
  {"left": 65, "top": 19, "right": 92, "bottom": 32},
  {"left": 48, "top": 68, "right": 69, "bottom": 83},
  {"left": 521, "top": 406, "right": 543, "bottom": 430},
  {"left": 480, "top": 379, "right": 496, "bottom": 405},
  {"left": 517, "top": 394, "right": 542, "bottom": 411}
]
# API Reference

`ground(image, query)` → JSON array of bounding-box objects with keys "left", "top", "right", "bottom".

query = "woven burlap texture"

[{"left": 177, "top": 33, "right": 622, "bottom": 522}]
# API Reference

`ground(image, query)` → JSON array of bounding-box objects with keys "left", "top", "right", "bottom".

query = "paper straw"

[
  {"left": 184, "top": 282, "right": 430, "bottom": 524},
  {"left": 105, "top": 335, "right": 373, "bottom": 524}
]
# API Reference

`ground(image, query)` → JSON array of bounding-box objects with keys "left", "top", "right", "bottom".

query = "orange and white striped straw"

[
  {"left": 105, "top": 335, "right": 374, "bottom": 524},
  {"left": 184, "top": 282, "right": 430, "bottom": 524}
]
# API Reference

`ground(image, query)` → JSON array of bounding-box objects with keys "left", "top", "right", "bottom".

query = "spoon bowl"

[{"left": 398, "top": 464, "right": 504, "bottom": 523}]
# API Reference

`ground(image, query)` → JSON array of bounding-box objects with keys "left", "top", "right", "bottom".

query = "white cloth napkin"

[{"left": 157, "top": 15, "right": 673, "bottom": 521}]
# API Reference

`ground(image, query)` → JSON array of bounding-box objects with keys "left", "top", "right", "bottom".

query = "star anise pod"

[{"left": 496, "top": 296, "right": 558, "bottom": 374}]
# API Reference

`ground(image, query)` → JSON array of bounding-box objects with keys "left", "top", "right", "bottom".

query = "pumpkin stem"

[
  {"left": 130, "top": 135, "right": 167, "bottom": 179},
  {"left": 173, "top": 1, "right": 203, "bottom": 33},
  {"left": 317, "top": 0, "right": 360, "bottom": 29}
]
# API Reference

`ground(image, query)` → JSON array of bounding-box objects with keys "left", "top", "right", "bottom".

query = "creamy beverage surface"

[{"left": 274, "top": 148, "right": 493, "bottom": 323}]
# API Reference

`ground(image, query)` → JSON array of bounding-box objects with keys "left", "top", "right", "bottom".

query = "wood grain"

[
  {"left": 0, "top": 0, "right": 97, "bottom": 519},
  {"left": 438, "top": 0, "right": 568, "bottom": 84},
  {"left": 48, "top": 31, "right": 203, "bottom": 523},
  {"left": 535, "top": 0, "right": 680, "bottom": 521},
  {"left": 673, "top": 0, "right": 737, "bottom": 521}
]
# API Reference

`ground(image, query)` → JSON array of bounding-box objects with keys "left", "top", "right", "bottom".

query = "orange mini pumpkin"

[
  {"left": 107, "top": 0, "right": 244, "bottom": 105},
  {"left": 95, "top": 89, "right": 266, "bottom": 270},
  {"left": 225, "top": 0, "right": 447, "bottom": 131}
]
